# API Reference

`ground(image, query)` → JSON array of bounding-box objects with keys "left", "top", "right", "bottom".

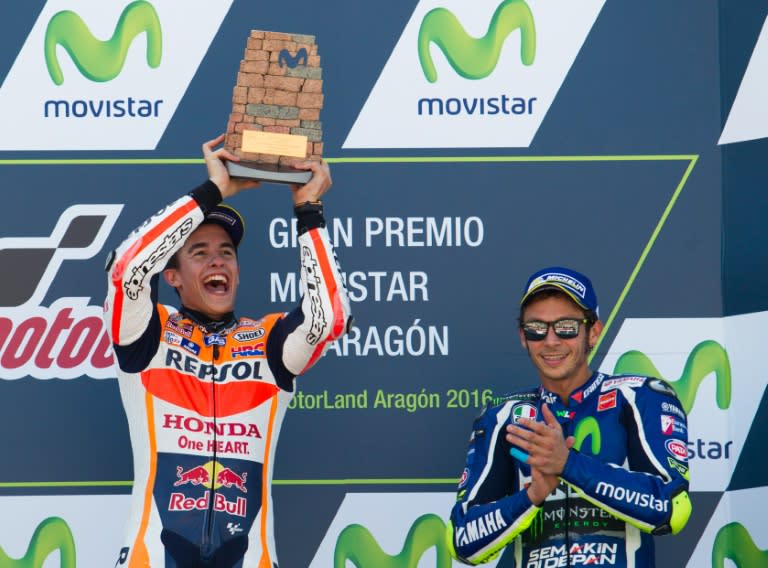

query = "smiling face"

[
  {"left": 519, "top": 292, "right": 603, "bottom": 399},
  {"left": 163, "top": 223, "right": 240, "bottom": 319}
]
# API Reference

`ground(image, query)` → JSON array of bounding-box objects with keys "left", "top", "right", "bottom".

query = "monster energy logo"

[
  {"left": 613, "top": 340, "right": 732, "bottom": 414},
  {"left": 712, "top": 522, "right": 768, "bottom": 567},
  {"left": 44, "top": 0, "right": 162, "bottom": 85},
  {"left": 417, "top": 0, "right": 536, "bottom": 83},
  {"left": 334, "top": 514, "right": 451, "bottom": 567},
  {"left": 0, "top": 517, "right": 76, "bottom": 567}
]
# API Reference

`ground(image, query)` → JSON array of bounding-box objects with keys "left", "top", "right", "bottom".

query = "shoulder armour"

[
  {"left": 644, "top": 377, "right": 679, "bottom": 398},
  {"left": 490, "top": 387, "right": 539, "bottom": 409}
]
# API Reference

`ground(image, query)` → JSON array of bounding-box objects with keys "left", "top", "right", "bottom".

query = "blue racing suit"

[{"left": 447, "top": 372, "right": 692, "bottom": 567}]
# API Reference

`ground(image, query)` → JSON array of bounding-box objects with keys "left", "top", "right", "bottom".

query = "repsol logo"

[
  {"left": 166, "top": 349, "right": 263, "bottom": 382},
  {"left": 43, "top": 1, "right": 163, "bottom": 118},
  {"left": 595, "top": 481, "right": 668, "bottom": 513}
]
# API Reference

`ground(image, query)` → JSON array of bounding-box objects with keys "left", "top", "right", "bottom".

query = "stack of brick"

[{"left": 225, "top": 30, "right": 323, "bottom": 166}]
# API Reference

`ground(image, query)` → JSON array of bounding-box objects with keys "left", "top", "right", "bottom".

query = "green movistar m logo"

[
  {"left": 712, "top": 522, "right": 768, "bottom": 567},
  {"left": 44, "top": 0, "right": 162, "bottom": 85},
  {"left": 334, "top": 514, "right": 451, "bottom": 567},
  {"left": 573, "top": 416, "right": 601, "bottom": 455},
  {"left": 0, "top": 517, "right": 76, "bottom": 567},
  {"left": 417, "top": 0, "right": 536, "bottom": 83},
  {"left": 613, "top": 340, "right": 732, "bottom": 414}
]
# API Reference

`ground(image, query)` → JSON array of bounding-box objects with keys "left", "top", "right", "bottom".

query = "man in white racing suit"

[{"left": 104, "top": 135, "right": 352, "bottom": 567}]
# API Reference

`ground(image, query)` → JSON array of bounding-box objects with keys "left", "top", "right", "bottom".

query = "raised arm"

[
  {"left": 266, "top": 159, "right": 352, "bottom": 382},
  {"left": 104, "top": 135, "right": 259, "bottom": 371}
]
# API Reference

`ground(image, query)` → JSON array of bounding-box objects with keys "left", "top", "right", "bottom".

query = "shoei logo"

[
  {"left": 0, "top": 517, "right": 76, "bottom": 567},
  {"left": 0, "top": 0, "right": 234, "bottom": 150},
  {"left": 0, "top": 204, "right": 122, "bottom": 379},
  {"left": 719, "top": 15, "right": 768, "bottom": 145},
  {"left": 44, "top": 0, "right": 162, "bottom": 85},
  {"left": 344, "top": 0, "right": 606, "bottom": 149},
  {"left": 712, "top": 522, "right": 768, "bottom": 567}
]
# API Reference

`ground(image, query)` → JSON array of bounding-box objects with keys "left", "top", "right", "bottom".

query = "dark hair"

[
  {"left": 518, "top": 288, "right": 597, "bottom": 327},
  {"left": 165, "top": 251, "right": 179, "bottom": 270},
  {"left": 164, "top": 220, "right": 240, "bottom": 272}
]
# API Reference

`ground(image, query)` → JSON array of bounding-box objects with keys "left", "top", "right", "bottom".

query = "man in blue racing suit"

[{"left": 447, "top": 267, "right": 692, "bottom": 567}]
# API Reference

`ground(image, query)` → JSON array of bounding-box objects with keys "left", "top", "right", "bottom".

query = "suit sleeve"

[
  {"left": 447, "top": 402, "right": 541, "bottom": 565},
  {"left": 104, "top": 181, "right": 220, "bottom": 371},
  {"left": 560, "top": 379, "right": 692, "bottom": 535},
  {"left": 268, "top": 202, "right": 352, "bottom": 379}
]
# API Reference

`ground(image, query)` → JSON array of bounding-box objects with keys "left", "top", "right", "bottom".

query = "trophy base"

[{"left": 226, "top": 161, "right": 312, "bottom": 185}]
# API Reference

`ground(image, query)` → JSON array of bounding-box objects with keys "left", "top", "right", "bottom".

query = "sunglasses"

[{"left": 521, "top": 318, "right": 589, "bottom": 341}]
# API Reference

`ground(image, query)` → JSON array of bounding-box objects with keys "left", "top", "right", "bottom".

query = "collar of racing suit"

[
  {"left": 178, "top": 305, "right": 238, "bottom": 335},
  {"left": 538, "top": 370, "right": 603, "bottom": 407}
]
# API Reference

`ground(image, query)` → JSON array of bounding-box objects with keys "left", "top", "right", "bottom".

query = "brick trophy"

[{"left": 224, "top": 30, "right": 323, "bottom": 184}]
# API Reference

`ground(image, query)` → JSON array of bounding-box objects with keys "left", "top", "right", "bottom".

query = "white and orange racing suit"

[{"left": 104, "top": 180, "right": 351, "bottom": 567}]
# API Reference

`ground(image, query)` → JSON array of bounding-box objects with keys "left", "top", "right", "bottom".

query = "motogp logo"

[{"left": 0, "top": 204, "right": 123, "bottom": 379}]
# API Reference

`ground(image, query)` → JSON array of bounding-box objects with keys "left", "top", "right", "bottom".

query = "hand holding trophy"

[{"left": 224, "top": 30, "right": 324, "bottom": 184}]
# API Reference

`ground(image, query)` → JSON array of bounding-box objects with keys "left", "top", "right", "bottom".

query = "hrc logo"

[{"left": 231, "top": 343, "right": 265, "bottom": 358}]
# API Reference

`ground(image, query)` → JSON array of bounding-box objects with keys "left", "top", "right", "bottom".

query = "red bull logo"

[
  {"left": 216, "top": 467, "right": 248, "bottom": 493},
  {"left": 168, "top": 491, "right": 247, "bottom": 517},
  {"left": 174, "top": 465, "right": 211, "bottom": 487},
  {"left": 173, "top": 461, "right": 248, "bottom": 493}
]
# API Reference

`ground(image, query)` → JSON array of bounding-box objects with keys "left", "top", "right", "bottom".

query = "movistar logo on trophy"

[
  {"left": 44, "top": 0, "right": 162, "bottom": 85},
  {"left": 279, "top": 47, "right": 309, "bottom": 68},
  {"left": 224, "top": 30, "right": 324, "bottom": 185}
]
